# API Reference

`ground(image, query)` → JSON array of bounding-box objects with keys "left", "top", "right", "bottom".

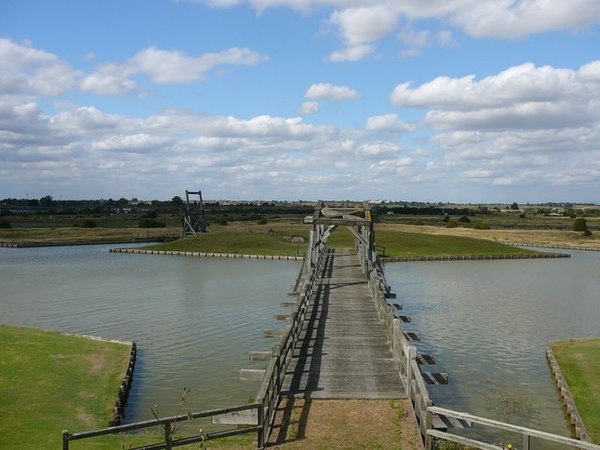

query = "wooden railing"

[
  {"left": 426, "top": 406, "right": 600, "bottom": 450},
  {"left": 255, "top": 246, "right": 326, "bottom": 446},
  {"left": 62, "top": 403, "right": 260, "bottom": 450}
]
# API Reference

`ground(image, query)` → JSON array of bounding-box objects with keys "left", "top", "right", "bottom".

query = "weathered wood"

[
  {"left": 263, "top": 329, "right": 286, "bottom": 338},
  {"left": 416, "top": 354, "right": 436, "bottom": 365},
  {"left": 249, "top": 351, "right": 272, "bottom": 361},
  {"left": 239, "top": 369, "right": 266, "bottom": 381},
  {"left": 280, "top": 250, "right": 405, "bottom": 399},
  {"left": 212, "top": 409, "right": 258, "bottom": 425},
  {"left": 273, "top": 314, "right": 290, "bottom": 321},
  {"left": 422, "top": 372, "right": 448, "bottom": 385}
]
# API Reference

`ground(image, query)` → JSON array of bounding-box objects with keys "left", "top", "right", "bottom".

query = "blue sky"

[{"left": 1, "top": 0, "right": 600, "bottom": 202}]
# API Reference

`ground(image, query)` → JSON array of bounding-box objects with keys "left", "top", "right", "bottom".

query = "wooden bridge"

[{"left": 63, "top": 203, "right": 600, "bottom": 450}]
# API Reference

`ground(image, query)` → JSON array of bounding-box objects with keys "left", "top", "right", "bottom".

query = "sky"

[{"left": 1, "top": 0, "right": 600, "bottom": 203}]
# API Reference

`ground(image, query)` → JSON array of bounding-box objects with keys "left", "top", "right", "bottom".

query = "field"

[
  {"left": 0, "top": 325, "right": 137, "bottom": 449},
  {"left": 551, "top": 339, "right": 600, "bottom": 443}
]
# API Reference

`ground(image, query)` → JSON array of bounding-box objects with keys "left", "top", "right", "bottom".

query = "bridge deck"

[{"left": 282, "top": 249, "right": 406, "bottom": 399}]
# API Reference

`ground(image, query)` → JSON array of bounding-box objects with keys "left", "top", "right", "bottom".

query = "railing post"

[
  {"left": 164, "top": 422, "right": 172, "bottom": 450},
  {"left": 523, "top": 433, "right": 531, "bottom": 450},
  {"left": 62, "top": 430, "right": 69, "bottom": 450},
  {"left": 424, "top": 400, "right": 433, "bottom": 450},
  {"left": 257, "top": 403, "right": 265, "bottom": 449},
  {"left": 407, "top": 345, "right": 416, "bottom": 400}
]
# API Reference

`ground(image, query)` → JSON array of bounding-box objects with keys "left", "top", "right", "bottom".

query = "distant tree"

[
  {"left": 458, "top": 215, "right": 471, "bottom": 223},
  {"left": 474, "top": 221, "right": 490, "bottom": 230},
  {"left": 510, "top": 202, "right": 519, "bottom": 210},
  {"left": 117, "top": 198, "right": 129, "bottom": 207},
  {"left": 171, "top": 196, "right": 184, "bottom": 207},
  {"left": 574, "top": 218, "right": 592, "bottom": 236},
  {"left": 139, "top": 219, "right": 166, "bottom": 228},
  {"left": 39, "top": 195, "right": 53, "bottom": 207}
]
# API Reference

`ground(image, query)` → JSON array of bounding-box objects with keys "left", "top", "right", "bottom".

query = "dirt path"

[{"left": 268, "top": 398, "right": 423, "bottom": 450}]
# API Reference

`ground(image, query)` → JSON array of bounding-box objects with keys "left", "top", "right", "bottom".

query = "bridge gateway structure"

[{"left": 63, "top": 203, "right": 600, "bottom": 450}]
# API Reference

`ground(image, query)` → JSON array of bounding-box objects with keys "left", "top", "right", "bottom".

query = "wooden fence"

[{"left": 426, "top": 406, "right": 600, "bottom": 450}]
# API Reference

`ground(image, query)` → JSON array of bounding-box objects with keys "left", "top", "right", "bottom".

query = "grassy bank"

[
  {"left": 0, "top": 325, "right": 147, "bottom": 449},
  {"left": 551, "top": 338, "right": 600, "bottom": 443},
  {"left": 0, "top": 226, "right": 179, "bottom": 246},
  {"left": 145, "top": 222, "right": 536, "bottom": 258}
]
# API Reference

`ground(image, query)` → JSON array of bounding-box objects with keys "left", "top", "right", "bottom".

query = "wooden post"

[
  {"left": 62, "top": 430, "right": 69, "bottom": 450},
  {"left": 257, "top": 403, "right": 265, "bottom": 449},
  {"left": 407, "top": 345, "right": 416, "bottom": 400},
  {"left": 522, "top": 433, "right": 531, "bottom": 450},
  {"left": 164, "top": 422, "right": 172, "bottom": 450}
]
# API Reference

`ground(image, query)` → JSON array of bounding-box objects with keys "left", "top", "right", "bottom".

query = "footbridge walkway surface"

[{"left": 282, "top": 248, "right": 405, "bottom": 399}]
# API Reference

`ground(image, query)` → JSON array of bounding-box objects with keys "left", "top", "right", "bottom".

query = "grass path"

[{"left": 552, "top": 338, "right": 600, "bottom": 443}]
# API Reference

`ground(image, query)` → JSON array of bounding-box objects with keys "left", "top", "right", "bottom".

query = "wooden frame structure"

[{"left": 181, "top": 190, "right": 208, "bottom": 238}]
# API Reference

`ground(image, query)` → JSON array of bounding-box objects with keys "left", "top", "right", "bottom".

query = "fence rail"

[{"left": 426, "top": 406, "right": 600, "bottom": 450}]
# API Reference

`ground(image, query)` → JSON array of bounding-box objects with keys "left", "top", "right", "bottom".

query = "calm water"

[
  {"left": 385, "top": 248, "right": 600, "bottom": 441},
  {"left": 0, "top": 244, "right": 301, "bottom": 422},
  {"left": 2, "top": 245, "right": 599, "bottom": 442}
]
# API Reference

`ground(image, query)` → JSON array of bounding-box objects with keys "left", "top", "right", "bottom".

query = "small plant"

[
  {"left": 474, "top": 221, "right": 490, "bottom": 230},
  {"left": 457, "top": 215, "right": 471, "bottom": 223},
  {"left": 0, "top": 218, "right": 12, "bottom": 228},
  {"left": 414, "top": 219, "right": 424, "bottom": 226},
  {"left": 484, "top": 390, "right": 538, "bottom": 422},
  {"left": 574, "top": 217, "right": 593, "bottom": 236},
  {"left": 446, "top": 219, "right": 459, "bottom": 228},
  {"left": 257, "top": 217, "right": 268, "bottom": 225}
]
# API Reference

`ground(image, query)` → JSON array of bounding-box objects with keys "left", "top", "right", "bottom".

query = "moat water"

[{"left": 1, "top": 244, "right": 598, "bottom": 443}]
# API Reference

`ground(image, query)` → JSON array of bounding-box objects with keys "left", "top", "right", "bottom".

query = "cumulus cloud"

[
  {"left": 0, "top": 38, "right": 79, "bottom": 96},
  {"left": 299, "top": 101, "right": 320, "bottom": 114},
  {"left": 82, "top": 46, "right": 267, "bottom": 95},
  {"left": 390, "top": 61, "right": 600, "bottom": 131},
  {"left": 366, "top": 113, "right": 413, "bottom": 132},
  {"left": 188, "top": 0, "right": 600, "bottom": 60},
  {"left": 305, "top": 83, "right": 360, "bottom": 100}
]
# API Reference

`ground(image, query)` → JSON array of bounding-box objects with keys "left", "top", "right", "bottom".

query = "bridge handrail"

[
  {"left": 427, "top": 406, "right": 600, "bottom": 450},
  {"left": 255, "top": 245, "right": 327, "bottom": 447}
]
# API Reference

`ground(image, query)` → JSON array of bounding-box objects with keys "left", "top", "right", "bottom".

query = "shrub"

[
  {"left": 457, "top": 215, "right": 471, "bottom": 223},
  {"left": 474, "top": 221, "right": 491, "bottom": 230},
  {"left": 574, "top": 218, "right": 588, "bottom": 232},
  {"left": 81, "top": 219, "right": 96, "bottom": 228},
  {"left": 0, "top": 219, "right": 12, "bottom": 228},
  {"left": 139, "top": 219, "right": 166, "bottom": 228},
  {"left": 414, "top": 219, "right": 424, "bottom": 226},
  {"left": 446, "top": 220, "right": 458, "bottom": 228},
  {"left": 143, "top": 210, "right": 158, "bottom": 219},
  {"left": 257, "top": 218, "right": 268, "bottom": 225}
]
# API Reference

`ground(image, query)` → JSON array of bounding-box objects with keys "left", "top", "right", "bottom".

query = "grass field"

[
  {"left": 551, "top": 339, "right": 600, "bottom": 443},
  {"left": 0, "top": 325, "right": 140, "bottom": 449},
  {"left": 146, "top": 222, "right": 537, "bottom": 258}
]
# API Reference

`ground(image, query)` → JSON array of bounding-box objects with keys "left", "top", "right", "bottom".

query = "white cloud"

[
  {"left": 82, "top": 46, "right": 267, "bottom": 95},
  {"left": 0, "top": 38, "right": 79, "bottom": 97},
  {"left": 189, "top": 0, "right": 600, "bottom": 59},
  {"left": 299, "top": 101, "right": 320, "bottom": 114},
  {"left": 328, "top": 44, "right": 374, "bottom": 62},
  {"left": 366, "top": 113, "right": 413, "bottom": 132},
  {"left": 305, "top": 83, "right": 360, "bottom": 100}
]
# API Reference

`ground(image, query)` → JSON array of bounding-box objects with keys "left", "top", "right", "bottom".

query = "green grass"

[
  {"left": 145, "top": 226, "right": 309, "bottom": 256},
  {"left": 0, "top": 325, "right": 141, "bottom": 449},
  {"left": 552, "top": 338, "right": 600, "bottom": 443},
  {"left": 375, "top": 230, "right": 535, "bottom": 257},
  {"left": 146, "top": 224, "right": 533, "bottom": 258}
]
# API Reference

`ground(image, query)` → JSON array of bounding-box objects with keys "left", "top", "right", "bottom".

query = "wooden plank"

[
  {"left": 396, "top": 314, "right": 411, "bottom": 323},
  {"left": 249, "top": 351, "right": 272, "bottom": 362},
  {"left": 263, "top": 329, "right": 286, "bottom": 338},
  {"left": 391, "top": 303, "right": 403, "bottom": 310},
  {"left": 274, "top": 314, "right": 291, "bottom": 321},
  {"left": 416, "top": 354, "right": 436, "bottom": 365},
  {"left": 239, "top": 369, "right": 265, "bottom": 381},
  {"left": 403, "top": 331, "right": 420, "bottom": 341},
  {"left": 280, "top": 302, "right": 297, "bottom": 307},
  {"left": 432, "top": 414, "right": 472, "bottom": 430},
  {"left": 422, "top": 372, "right": 449, "bottom": 385},
  {"left": 212, "top": 409, "right": 258, "bottom": 425}
]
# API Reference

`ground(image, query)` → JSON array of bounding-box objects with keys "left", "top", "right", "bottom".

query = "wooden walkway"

[{"left": 282, "top": 249, "right": 406, "bottom": 399}]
